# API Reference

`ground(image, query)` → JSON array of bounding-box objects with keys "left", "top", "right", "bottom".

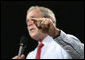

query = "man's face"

[{"left": 26, "top": 9, "right": 44, "bottom": 40}]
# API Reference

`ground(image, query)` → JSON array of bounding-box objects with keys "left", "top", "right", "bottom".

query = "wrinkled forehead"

[
  {"left": 26, "top": 8, "right": 55, "bottom": 25},
  {"left": 26, "top": 9, "right": 43, "bottom": 19}
]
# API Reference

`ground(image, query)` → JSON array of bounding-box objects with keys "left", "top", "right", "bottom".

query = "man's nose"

[{"left": 28, "top": 19, "right": 34, "bottom": 26}]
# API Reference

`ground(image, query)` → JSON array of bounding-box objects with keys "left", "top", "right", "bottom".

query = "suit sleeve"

[{"left": 54, "top": 30, "right": 84, "bottom": 59}]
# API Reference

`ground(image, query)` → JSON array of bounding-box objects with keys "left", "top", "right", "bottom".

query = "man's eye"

[{"left": 26, "top": 19, "right": 29, "bottom": 22}]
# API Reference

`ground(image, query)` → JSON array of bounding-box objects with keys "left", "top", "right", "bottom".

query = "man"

[{"left": 12, "top": 6, "right": 84, "bottom": 59}]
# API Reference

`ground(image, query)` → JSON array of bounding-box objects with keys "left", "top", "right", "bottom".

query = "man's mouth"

[{"left": 30, "top": 28, "right": 35, "bottom": 31}]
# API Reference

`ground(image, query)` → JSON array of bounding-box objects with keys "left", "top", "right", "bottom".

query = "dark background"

[{"left": 1, "top": 1, "right": 84, "bottom": 59}]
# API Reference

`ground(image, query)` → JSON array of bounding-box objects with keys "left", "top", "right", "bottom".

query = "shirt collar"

[{"left": 38, "top": 35, "right": 54, "bottom": 46}]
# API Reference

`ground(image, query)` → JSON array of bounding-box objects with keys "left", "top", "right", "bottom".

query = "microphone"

[{"left": 18, "top": 36, "right": 28, "bottom": 56}]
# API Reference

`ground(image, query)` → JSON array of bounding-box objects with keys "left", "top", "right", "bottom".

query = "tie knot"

[{"left": 38, "top": 42, "right": 44, "bottom": 47}]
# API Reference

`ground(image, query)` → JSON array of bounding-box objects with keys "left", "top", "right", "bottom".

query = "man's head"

[
  {"left": 26, "top": 6, "right": 56, "bottom": 41},
  {"left": 27, "top": 6, "right": 56, "bottom": 26}
]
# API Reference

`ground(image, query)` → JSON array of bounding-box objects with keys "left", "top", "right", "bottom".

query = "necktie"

[{"left": 36, "top": 42, "right": 44, "bottom": 59}]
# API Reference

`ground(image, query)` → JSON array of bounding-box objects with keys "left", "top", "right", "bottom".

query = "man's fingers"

[
  {"left": 31, "top": 18, "right": 43, "bottom": 28},
  {"left": 12, "top": 56, "right": 20, "bottom": 59},
  {"left": 21, "top": 54, "right": 25, "bottom": 59},
  {"left": 31, "top": 18, "right": 54, "bottom": 34},
  {"left": 31, "top": 18, "right": 45, "bottom": 22},
  {"left": 12, "top": 54, "right": 25, "bottom": 59},
  {"left": 31, "top": 18, "right": 38, "bottom": 22}
]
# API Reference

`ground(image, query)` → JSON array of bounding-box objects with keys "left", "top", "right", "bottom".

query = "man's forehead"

[
  {"left": 27, "top": 16, "right": 36, "bottom": 19},
  {"left": 27, "top": 9, "right": 41, "bottom": 15},
  {"left": 26, "top": 10, "right": 43, "bottom": 19}
]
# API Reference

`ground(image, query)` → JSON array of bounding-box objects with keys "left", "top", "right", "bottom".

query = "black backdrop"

[{"left": 1, "top": 1, "right": 84, "bottom": 59}]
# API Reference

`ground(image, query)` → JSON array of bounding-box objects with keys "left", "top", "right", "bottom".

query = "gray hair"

[{"left": 27, "top": 6, "right": 56, "bottom": 26}]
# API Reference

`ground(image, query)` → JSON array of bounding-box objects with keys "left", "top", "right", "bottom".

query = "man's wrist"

[{"left": 53, "top": 29, "right": 61, "bottom": 39}]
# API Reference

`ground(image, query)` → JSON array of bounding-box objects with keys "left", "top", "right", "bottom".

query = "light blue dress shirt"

[{"left": 26, "top": 35, "right": 72, "bottom": 59}]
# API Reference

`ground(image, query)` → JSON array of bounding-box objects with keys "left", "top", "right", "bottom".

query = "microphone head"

[
  {"left": 19, "top": 36, "right": 28, "bottom": 54},
  {"left": 20, "top": 36, "right": 28, "bottom": 46}
]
